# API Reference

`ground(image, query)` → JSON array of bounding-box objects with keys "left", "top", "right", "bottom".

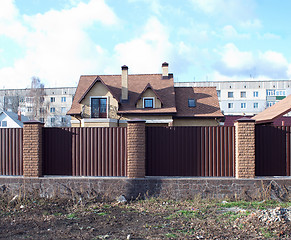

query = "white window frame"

[
  {"left": 253, "top": 102, "right": 258, "bottom": 108},
  {"left": 143, "top": 97, "right": 155, "bottom": 108},
  {"left": 228, "top": 103, "right": 233, "bottom": 109},
  {"left": 61, "top": 97, "right": 66, "bottom": 102},
  {"left": 89, "top": 96, "right": 109, "bottom": 119},
  {"left": 240, "top": 91, "right": 246, "bottom": 98},
  {"left": 253, "top": 91, "right": 258, "bottom": 97},
  {"left": 241, "top": 102, "right": 246, "bottom": 109},
  {"left": 228, "top": 92, "right": 233, "bottom": 98}
]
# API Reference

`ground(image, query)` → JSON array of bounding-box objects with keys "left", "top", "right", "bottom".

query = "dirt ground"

[{"left": 0, "top": 195, "right": 290, "bottom": 240}]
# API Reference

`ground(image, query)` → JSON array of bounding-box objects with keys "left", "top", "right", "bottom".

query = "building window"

[
  {"left": 253, "top": 91, "right": 258, "bottom": 97},
  {"left": 267, "top": 101, "right": 276, "bottom": 108},
  {"left": 50, "top": 97, "right": 55, "bottom": 102},
  {"left": 39, "top": 118, "right": 44, "bottom": 123},
  {"left": 188, "top": 99, "right": 196, "bottom": 107},
  {"left": 51, "top": 118, "right": 55, "bottom": 123},
  {"left": 25, "top": 97, "right": 33, "bottom": 103},
  {"left": 143, "top": 98, "right": 154, "bottom": 108},
  {"left": 228, "top": 103, "right": 233, "bottom": 108},
  {"left": 50, "top": 107, "right": 55, "bottom": 113},
  {"left": 61, "top": 107, "right": 67, "bottom": 113},
  {"left": 241, "top": 103, "right": 246, "bottom": 109},
  {"left": 61, "top": 117, "right": 67, "bottom": 123},
  {"left": 275, "top": 90, "right": 286, "bottom": 96},
  {"left": 217, "top": 90, "right": 221, "bottom": 98},
  {"left": 39, "top": 108, "right": 44, "bottom": 113},
  {"left": 228, "top": 92, "right": 233, "bottom": 98},
  {"left": 240, "top": 91, "right": 246, "bottom": 98},
  {"left": 1, "top": 121, "right": 7, "bottom": 127},
  {"left": 61, "top": 97, "right": 66, "bottom": 102},
  {"left": 27, "top": 107, "right": 33, "bottom": 112},
  {"left": 267, "top": 90, "right": 275, "bottom": 96},
  {"left": 254, "top": 103, "right": 258, "bottom": 108},
  {"left": 91, "top": 97, "right": 107, "bottom": 118}
]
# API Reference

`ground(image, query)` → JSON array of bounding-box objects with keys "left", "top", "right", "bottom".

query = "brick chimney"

[
  {"left": 162, "top": 62, "right": 169, "bottom": 79},
  {"left": 17, "top": 110, "right": 21, "bottom": 122},
  {"left": 121, "top": 65, "right": 128, "bottom": 101}
]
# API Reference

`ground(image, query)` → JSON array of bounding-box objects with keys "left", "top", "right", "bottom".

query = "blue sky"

[{"left": 1, "top": 0, "right": 291, "bottom": 88}]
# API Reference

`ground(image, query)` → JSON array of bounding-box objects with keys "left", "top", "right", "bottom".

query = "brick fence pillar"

[
  {"left": 234, "top": 118, "right": 256, "bottom": 178},
  {"left": 23, "top": 121, "right": 44, "bottom": 177},
  {"left": 127, "top": 119, "right": 146, "bottom": 178}
]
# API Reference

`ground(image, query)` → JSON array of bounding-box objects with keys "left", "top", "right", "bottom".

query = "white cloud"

[
  {"left": 128, "top": 0, "right": 162, "bottom": 15},
  {"left": 0, "top": 0, "right": 28, "bottom": 41},
  {"left": 0, "top": 0, "right": 119, "bottom": 88},
  {"left": 189, "top": 0, "right": 256, "bottom": 22},
  {"left": 222, "top": 25, "right": 250, "bottom": 39},
  {"left": 258, "top": 32, "right": 281, "bottom": 40},
  {"left": 240, "top": 19, "right": 262, "bottom": 29},
  {"left": 113, "top": 17, "right": 173, "bottom": 74},
  {"left": 215, "top": 43, "right": 291, "bottom": 79}
]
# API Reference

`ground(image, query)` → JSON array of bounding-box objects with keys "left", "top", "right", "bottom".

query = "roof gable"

[
  {"left": 135, "top": 83, "right": 164, "bottom": 106},
  {"left": 252, "top": 94, "right": 291, "bottom": 124},
  {"left": 78, "top": 76, "right": 118, "bottom": 103}
]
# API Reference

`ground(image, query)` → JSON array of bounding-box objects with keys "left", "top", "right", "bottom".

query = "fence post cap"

[
  {"left": 23, "top": 120, "right": 44, "bottom": 125},
  {"left": 127, "top": 119, "right": 146, "bottom": 123},
  {"left": 235, "top": 117, "right": 255, "bottom": 123}
]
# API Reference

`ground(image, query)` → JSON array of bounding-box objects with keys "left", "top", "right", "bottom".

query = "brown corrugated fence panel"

[
  {"left": 43, "top": 127, "right": 127, "bottom": 176},
  {"left": 255, "top": 125, "right": 288, "bottom": 176},
  {"left": 146, "top": 126, "right": 235, "bottom": 177},
  {"left": 0, "top": 128, "right": 23, "bottom": 176}
]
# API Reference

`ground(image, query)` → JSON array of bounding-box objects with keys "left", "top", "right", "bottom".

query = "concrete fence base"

[{"left": 0, "top": 177, "right": 290, "bottom": 201}]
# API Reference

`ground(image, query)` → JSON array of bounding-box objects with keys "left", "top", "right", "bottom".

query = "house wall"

[
  {"left": 173, "top": 118, "right": 219, "bottom": 126},
  {"left": 0, "top": 114, "right": 21, "bottom": 128},
  {"left": 136, "top": 89, "right": 162, "bottom": 108},
  {"left": 80, "top": 82, "right": 119, "bottom": 119}
]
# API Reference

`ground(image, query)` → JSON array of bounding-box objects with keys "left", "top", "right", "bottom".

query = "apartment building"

[
  {"left": 0, "top": 87, "right": 76, "bottom": 127},
  {"left": 175, "top": 80, "right": 291, "bottom": 116}
]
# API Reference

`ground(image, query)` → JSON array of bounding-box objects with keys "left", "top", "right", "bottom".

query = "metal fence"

[
  {"left": 0, "top": 128, "right": 23, "bottom": 175},
  {"left": 146, "top": 126, "right": 235, "bottom": 177},
  {"left": 43, "top": 127, "right": 127, "bottom": 176},
  {"left": 256, "top": 125, "right": 291, "bottom": 176}
]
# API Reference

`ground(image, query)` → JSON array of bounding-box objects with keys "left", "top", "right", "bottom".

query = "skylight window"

[{"left": 188, "top": 99, "right": 196, "bottom": 107}]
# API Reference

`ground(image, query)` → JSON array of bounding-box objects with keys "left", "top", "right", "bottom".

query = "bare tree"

[{"left": 29, "top": 77, "right": 47, "bottom": 121}]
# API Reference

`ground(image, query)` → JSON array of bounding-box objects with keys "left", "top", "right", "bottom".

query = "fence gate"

[
  {"left": 146, "top": 126, "right": 235, "bottom": 177},
  {"left": 43, "top": 127, "right": 127, "bottom": 176},
  {"left": 255, "top": 125, "right": 290, "bottom": 176}
]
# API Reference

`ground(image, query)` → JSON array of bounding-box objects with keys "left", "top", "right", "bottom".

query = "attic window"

[
  {"left": 143, "top": 98, "right": 154, "bottom": 108},
  {"left": 188, "top": 99, "right": 196, "bottom": 108}
]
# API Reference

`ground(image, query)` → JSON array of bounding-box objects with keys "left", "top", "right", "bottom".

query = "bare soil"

[{"left": 0, "top": 196, "right": 290, "bottom": 239}]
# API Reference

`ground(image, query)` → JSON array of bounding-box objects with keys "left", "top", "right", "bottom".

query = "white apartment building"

[
  {"left": 175, "top": 80, "right": 291, "bottom": 116},
  {"left": 0, "top": 87, "right": 76, "bottom": 127}
]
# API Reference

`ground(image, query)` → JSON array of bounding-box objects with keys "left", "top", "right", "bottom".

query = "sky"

[{"left": 1, "top": 0, "right": 291, "bottom": 89}]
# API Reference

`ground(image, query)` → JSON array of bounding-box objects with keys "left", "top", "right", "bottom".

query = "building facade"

[
  {"left": 175, "top": 80, "right": 291, "bottom": 116},
  {"left": 0, "top": 87, "right": 76, "bottom": 127}
]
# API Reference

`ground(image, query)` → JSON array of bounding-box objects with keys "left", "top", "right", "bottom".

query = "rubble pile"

[{"left": 257, "top": 207, "right": 291, "bottom": 223}]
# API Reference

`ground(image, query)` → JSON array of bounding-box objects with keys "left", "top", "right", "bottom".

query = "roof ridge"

[{"left": 81, "top": 73, "right": 163, "bottom": 77}]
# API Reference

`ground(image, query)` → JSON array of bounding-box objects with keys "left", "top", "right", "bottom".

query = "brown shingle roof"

[
  {"left": 174, "top": 87, "right": 224, "bottom": 118},
  {"left": 252, "top": 94, "right": 291, "bottom": 124},
  {"left": 67, "top": 74, "right": 176, "bottom": 115}
]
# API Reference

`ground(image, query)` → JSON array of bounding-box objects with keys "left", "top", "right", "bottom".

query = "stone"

[{"left": 116, "top": 195, "right": 127, "bottom": 203}]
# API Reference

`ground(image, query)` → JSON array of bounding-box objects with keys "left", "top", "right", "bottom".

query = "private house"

[
  {"left": 0, "top": 111, "right": 29, "bottom": 128},
  {"left": 67, "top": 63, "right": 223, "bottom": 127}
]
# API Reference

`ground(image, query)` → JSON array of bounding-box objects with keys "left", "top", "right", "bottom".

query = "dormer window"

[
  {"left": 143, "top": 97, "right": 154, "bottom": 108},
  {"left": 91, "top": 97, "right": 107, "bottom": 118},
  {"left": 188, "top": 99, "right": 196, "bottom": 108}
]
